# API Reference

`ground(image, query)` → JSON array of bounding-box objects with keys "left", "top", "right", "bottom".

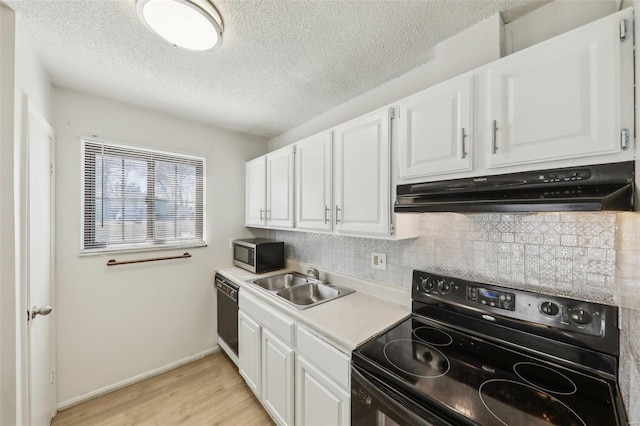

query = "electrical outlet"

[
  {"left": 371, "top": 252, "right": 387, "bottom": 270},
  {"left": 50, "top": 369, "right": 55, "bottom": 383},
  {"left": 229, "top": 239, "right": 234, "bottom": 250}
]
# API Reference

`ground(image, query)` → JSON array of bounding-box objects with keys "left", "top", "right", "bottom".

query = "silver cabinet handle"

[
  {"left": 31, "top": 305, "right": 52, "bottom": 320},
  {"left": 461, "top": 127, "right": 468, "bottom": 159},
  {"left": 492, "top": 120, "right": 498, "bottom": 154},
  {"left": 265, "top": 209, "right": 271, "bottom": 220},
  {"left": 335, "top": 205, "right": 341, "bottom": 224},
  {"left": 259, "top": 208, "right": 263, "bottom": 221},
  {"left": 324, "top": 206, "right": 330, "bottom": 224}
]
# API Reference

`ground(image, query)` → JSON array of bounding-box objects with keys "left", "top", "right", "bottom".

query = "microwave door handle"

[{"left": 351, "top": 367, "right": 441, "bottom": 426}]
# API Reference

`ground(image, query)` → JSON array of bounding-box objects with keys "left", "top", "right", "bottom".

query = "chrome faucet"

[{"left": 307, "top": 267, "right": 320, "bottom": 281}]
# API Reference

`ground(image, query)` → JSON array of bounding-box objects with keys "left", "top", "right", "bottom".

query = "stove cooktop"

[{"left": 353, "top": 315, "right": 622, "bottom": 426}]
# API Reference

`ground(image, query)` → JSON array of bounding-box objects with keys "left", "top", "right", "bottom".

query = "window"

[{"left": 81, "top": 139, "right": 205, "bottom": 253}]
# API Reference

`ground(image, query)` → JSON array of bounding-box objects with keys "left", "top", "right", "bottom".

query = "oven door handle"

[{"left": 351, "top": 366, "right": 445, "bottom": 426}]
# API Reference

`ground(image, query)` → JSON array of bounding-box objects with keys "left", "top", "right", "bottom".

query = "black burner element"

[
  {"left": 514, "top": 362, "right": 577, "bottom": 395},
  {"left": 413, "top": 326, "right": 453, "bottom": 346},
  {"left": 383, "top": 339, "right": 450, "bottom": 378},
  {"left": 479, "top": 380, "right": 586, "bottom": 426}
]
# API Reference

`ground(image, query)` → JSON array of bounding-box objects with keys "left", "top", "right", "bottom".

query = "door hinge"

[
  {"left": 620, "top": 19, "right": 628, "bottom": 41},
  {"left": 390, "top": 107, "right": 396, "bottom": 119},
  {"left": 621, "top": 128, "right": 630, "bottom": 150}
]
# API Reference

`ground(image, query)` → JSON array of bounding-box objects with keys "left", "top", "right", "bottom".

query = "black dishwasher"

[{"left": 215, "top": 274, "right": 239, "bottom": 366}]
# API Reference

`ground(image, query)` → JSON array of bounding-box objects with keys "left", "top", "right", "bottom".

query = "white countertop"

[{"left": 216, "top": 265, "right": 410, "bottom": 353}]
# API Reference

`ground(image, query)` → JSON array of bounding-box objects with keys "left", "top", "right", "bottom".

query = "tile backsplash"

[{"left": 271, "top": 211, "right": 618, "bottom": 305}]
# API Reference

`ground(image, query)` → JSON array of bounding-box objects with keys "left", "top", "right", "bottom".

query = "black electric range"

[{"left": 352, "top": 270, "right": 628, "bottom": 426}]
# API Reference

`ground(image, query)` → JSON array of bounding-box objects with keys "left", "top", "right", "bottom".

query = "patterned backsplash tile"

[{"left": 270, "top": 211, "right": 619, "bottom": 305}]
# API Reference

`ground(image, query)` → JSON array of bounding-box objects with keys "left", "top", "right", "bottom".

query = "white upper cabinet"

[
  {"left": 334, "top": 108, "right": 391, "bottom": 236},
  {"left": 266, "top": 145, "right": 295, "bottom": 228},
  {"left": 245, "top": 156, "right": 266, "bottom": 226},
  {"left": 295, "top": 131, "right": 333, "bottom": 232},
  {"left": 398, "top": 74, "right": 473, "bottom": 179},
  {"left": 487, "top": 8, "right": 633, "bottom": 168}
]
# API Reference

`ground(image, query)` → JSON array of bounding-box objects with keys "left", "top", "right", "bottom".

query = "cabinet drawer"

[
  {"left": 297, "top": 326, "right": 350, "bottom": 390},
  {"left": 240, "top": 291, "right": 296, "bottom": 346}
]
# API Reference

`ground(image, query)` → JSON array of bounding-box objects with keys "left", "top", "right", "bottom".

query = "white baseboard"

[{"left": 57, "top": 346, "right": 220, "bottom": 411}]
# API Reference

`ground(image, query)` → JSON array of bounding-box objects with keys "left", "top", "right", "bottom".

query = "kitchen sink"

[
  {"left": 250, "top": 272, "right": 309, "bottom": 291},
  {"left": 247, "top": 272, "right": 354, "bottom": 309}
]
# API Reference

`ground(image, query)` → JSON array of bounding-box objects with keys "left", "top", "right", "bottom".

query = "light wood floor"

[{"left": 51, "top": 351, "right": 273, "bottom": 426}]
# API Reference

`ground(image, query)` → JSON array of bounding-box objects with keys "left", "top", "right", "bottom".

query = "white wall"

[
  {"left": 53, "top": 88, "right": 268, "bottom": 407},
  {"left": 504, "top": 0, "right": 617, "bottom": 54},
  {"left": 0, "top": 6, "right": 17, "bottom": 425}
]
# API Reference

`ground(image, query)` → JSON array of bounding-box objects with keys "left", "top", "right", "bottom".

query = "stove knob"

[
  {"left": 420, "top": 277, "right": 434, "bottom": 291},
  {"left": 540, "top": 302, "right": 559, "bottom": 316},
  {"left": 438, "top": 280, "right": 451, "bottom": 293},
  {"left": 569, "top": 307, "right": 592, "bottom": 325}
]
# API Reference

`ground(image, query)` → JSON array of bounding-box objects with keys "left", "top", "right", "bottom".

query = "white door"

[
  {"left": 296, "top": 355, "right": 350, "bottom": 426},
  {"left": 398, "top": 74, "right": 473, "bottom": 179},
  {"left": 334, "top": 108, "right": 390, "bottom": 235},
  {"left": 295, "top": 131, "right": 332, "bottom": 231},
  {"left": 266, "top": 146, "right": 295, "bottom": 229},
  {"left": 238, "top": 311, "right": 262, "bottom": 398},
  {"left": 26, "top": 98, "right": 56, "bottom": 426},
  {"left": 261, "top": 328, "right": 294, "bottom": 426},
  {"left": 487, "top": 9, "right": 632, "bottom": 168},
  {"left": 245, "top": 156, "right": 266, "bottom": 226}
]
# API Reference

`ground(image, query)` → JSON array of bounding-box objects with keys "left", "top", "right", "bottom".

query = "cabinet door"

[
  {"left": 334, "top": 108, "right": 390, "bottom": 235},
  {"left": 262, "top": 329, "right": 295, "bottom": 426},
  {"left": 398, "top": 74, "right": 473, "bottom": 179},
  {"left": 238, "top": 311, "right": 261, "bottom": 398},
  {"left": 266, "top": 146, "right": 295, "bottom": 228},
  {"left": 295, "top": 131, "right": 333, "bottom": 231},
  {"left": 296, "top": 355, "right": 350, "bottom": 426},
  {"left": 488, "top": 11, "right": 630, "bottom": 168},
  {"left": 245, "top": 156, "right": 266, "bottom": 226}
]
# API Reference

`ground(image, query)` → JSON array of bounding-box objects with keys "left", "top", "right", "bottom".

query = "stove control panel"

[
  {"left": 467, "top": 286, "right": 515, "bottom": 311},
  {"left": 412, "top": 271, "right": 610, "bottom": 338}
]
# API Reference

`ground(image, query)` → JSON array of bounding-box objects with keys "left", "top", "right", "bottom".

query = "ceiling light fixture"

[{"left": 136, "top": 0, "right": 224, "bottom": 51}]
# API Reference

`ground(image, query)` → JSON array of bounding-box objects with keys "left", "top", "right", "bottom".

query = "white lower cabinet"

[
  {"left": 296, "top": 355, "right": 350, "bottom": 426},
  {"left": 262, "top": 328, "right": 295, "bottom": 426},
  {"left": 238, "top": 311, "right": 262, "bottom": 398},
  {"left": 238, "top": 291, "right": 352, "bottom": 426}
]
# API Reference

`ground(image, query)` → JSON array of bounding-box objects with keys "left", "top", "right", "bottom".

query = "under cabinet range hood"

[{"left": 395, "top": 162, "right": 635, "bottom": 213}]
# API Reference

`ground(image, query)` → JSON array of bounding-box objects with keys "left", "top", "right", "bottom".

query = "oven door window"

[{"left": 234, "top": 245, "right": 253, "bottom": 266}]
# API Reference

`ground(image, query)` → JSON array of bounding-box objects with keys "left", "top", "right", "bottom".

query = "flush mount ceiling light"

[{"left": 136, "top": 0, "right": 224, "bottom": 51}]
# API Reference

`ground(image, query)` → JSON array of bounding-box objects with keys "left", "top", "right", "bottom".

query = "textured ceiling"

[{"left": 5, "top": 0, "right": 547, "bottom": 137}]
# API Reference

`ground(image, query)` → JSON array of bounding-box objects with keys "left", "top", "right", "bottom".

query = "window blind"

[{"left": 81, "top": 139, "right": 205, "bottom": 252}]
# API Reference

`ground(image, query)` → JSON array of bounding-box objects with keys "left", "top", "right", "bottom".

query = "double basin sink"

[{"left": 247, "top": 272, "right": 354, "bottom": 309}]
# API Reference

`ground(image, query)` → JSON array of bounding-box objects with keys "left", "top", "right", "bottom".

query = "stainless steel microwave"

[{"left": 232, "top": 238, "right": 285, "bottom": 274}]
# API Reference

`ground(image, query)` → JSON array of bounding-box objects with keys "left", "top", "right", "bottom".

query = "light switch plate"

[{"left": 371, "top": 252, "right": 387, "bottom": 270}]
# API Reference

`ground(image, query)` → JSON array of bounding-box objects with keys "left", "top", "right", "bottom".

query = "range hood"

[{"left": 395, "top": 162, "right": 635, "bottom": 213}]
